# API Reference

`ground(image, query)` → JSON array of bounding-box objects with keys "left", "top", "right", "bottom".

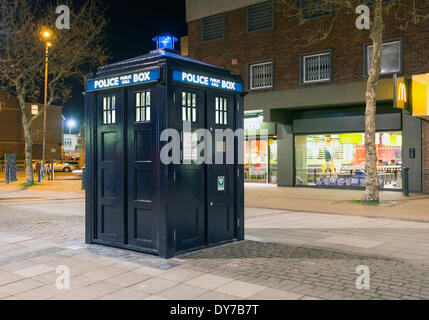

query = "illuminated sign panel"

[
  {"left": 87, "top": 69, "right": 160, "bottom": 92},
  {"left": 394, "top": 76, "right": 408, "bottom": 110},
  {"left": 411, "top": 73, "right": 429, "bottom": 117},
  {"left": 172, "top": 70, "right": 243, "bottom": 93}
]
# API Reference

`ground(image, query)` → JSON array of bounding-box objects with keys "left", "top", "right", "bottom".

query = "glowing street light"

[
  {"left": 41, "top": 28, "right": 53, "bottom": 177},
  {"left": 66, "top": 119, "right": 76, "bottom": 134}
]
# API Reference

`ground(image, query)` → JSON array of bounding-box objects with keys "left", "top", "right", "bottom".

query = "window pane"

[
  {"left": 367, "top": 42, "right": 401, "bottom": 74},
  {"left": 103, "top": 111, "right": 107, "bottom": 124},
  {"left": 136, "top": 107, "right": 140, "bottom": 122},
  {"left": 182, "top": 92, "right": 186, "bottom": 106},
  {"left": 112, "top": 96, "right": 116, "bottom": 109},
  {"left": 136, "top": 93, "right": 141, "bottom": 107},
  {"left": 224, "top": 112, "right": 227, "bottom": 125},
  {"left": 146, "top": 92, "right": 151, "bottom": 106},
  {"left": 142, "top": 108, "right": 146, "bottom": 122},
  {"left": 220, "top": 110, "right": 223, "bottom": 124},
  {"left": 187, "top": 93, "right": 191, "bottom": 106},
  {"left": 192, "top": 108, "right": 196, "bottom": 122},
  {"left": 192, "top": 94, "right": 196, "bottom": 107},
  {"left": 188, "top": 107, "right": 191, "bottom": 121},
  {"left": 112, "top": 110, "right": 116, "bottom": 124},
  {"left": 146, "top": 107, "right": 151, "bottom": 121},
  {"left": 250, "top": 62, "right": 273, "bottom": 89},
  {"left": 182, "top": 107, "right": 186, "bottom": 121},
  {"left": 224, "top": 99, "right": 227, "bottom": 111},
  {"left": 216, "top": 111, "right": 219, "bottom": 124},
  {"left": 107, "top": 110, "right": 111, "bottom": 124},
  {"left": 216, "top": 97, "right": 219, "bottom": 110},
  {"left": 103, "top": 97, "right": 107, "bottom": 110}
]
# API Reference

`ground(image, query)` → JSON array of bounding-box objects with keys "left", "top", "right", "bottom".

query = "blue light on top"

[{"left": 152, "top": 34, "right": 178, "bottom": 51}]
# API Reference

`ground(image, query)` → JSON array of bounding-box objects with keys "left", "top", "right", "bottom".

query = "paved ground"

[
  {"left": 0, "top": 181, "right": 429, "bottom": 300},
  {"left": 246, "top": 183, "right": 429, "bottom": 222}
]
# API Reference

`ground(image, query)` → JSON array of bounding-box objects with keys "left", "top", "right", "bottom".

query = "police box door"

[
  {"left": 95, "top": 90, "right": 125, "bottom": 244},
  {"left": 172, "top": 88, "right": 206, "bottom": 252},
  {"left": 206, "top": 93, "right": 237, "bottom": 244}
]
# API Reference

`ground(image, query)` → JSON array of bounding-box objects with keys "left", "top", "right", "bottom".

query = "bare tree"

[
  {"left": 275, "top": 0, "right": 429, "bottom": 201},
  {"left": 0, "top": 0, "right": 109, "bottom": 185}
]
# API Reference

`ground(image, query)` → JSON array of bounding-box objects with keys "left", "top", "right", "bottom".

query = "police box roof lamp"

[{"left": 152, "top": 34, "right": 178, "bottom": 52}]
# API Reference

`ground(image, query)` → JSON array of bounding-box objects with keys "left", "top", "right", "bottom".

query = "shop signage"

[
  {"left": 394, "top": 74, "right": 409, "bottom": 110},
  {"left": 411, "top": 73, "right": 429, "bottom": 117},
  {"left": 217, "top": 176, "right": 225, "bottom": 191},
  {"left": 87, "top": 69, "right": 160, "bottom": 92},
  {"left": 172, "top": 70, "right": 243, "bottom": 93}
]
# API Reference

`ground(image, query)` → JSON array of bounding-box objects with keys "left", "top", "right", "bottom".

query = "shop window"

[
  {"left": 136, "top": 91, "right": 151, "bottom": 122},
  {"left": 301, "top": 51, "right": 331, "bottom": 84},
  {"left": 202, "top": 13, "right": 224, "bottom": 42},
  {"left": 295, "top": 132, "right": 403, "bottom": 189},
  {"left": 182, "top": 92, "right": 197, "bottom": 122},
  {"left": 249, "top": 61, "right": 273, "bottom": 90},
  {"left": 365, "top": 40, "right": 402, "bottom": 76},
  {"left": 215, "top": 97, "right": 227, "bottom": 125},
  {"left": 248, "top": 1, "right": 273, "bottom": 33},
  {"left": 103, "top": 95, "right": 116, "bottom": 125}
]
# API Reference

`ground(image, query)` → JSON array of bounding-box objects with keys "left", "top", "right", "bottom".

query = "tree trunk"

[
  {"left": 362, "top": 0, "right": 383, "bottom": 202},
  {"left": 17, "top": 95, "right": 34, "bottom": 185}
]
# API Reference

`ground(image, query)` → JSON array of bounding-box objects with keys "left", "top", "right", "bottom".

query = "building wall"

[
  {"left": 0, "top": 95, "right": 63, "bottom": 160},
  {"left": 188, "top": 5, "right": 429, "bottom": 95},
  {"left": 186, "top": 0, "right": 265, "bottom": 22},
  {"left": 423, "top": 119, "right": 429, "bottom": 193}
]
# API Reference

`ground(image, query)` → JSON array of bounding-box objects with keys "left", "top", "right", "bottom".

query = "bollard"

[
  {"left": 37, "top": 163, "right": 42, "bottom": 183},
  {"left": 51, "top": 160, "right": 55, "bottom": 181},
  {"left": 402, "top": 167, "right": 409, "bottom": 197},
  {"left": 5, "top": 164, "right": 10, "bottom": 184},
  {"left": 81, "top": 168, "right": 86, "bottom": 190}
]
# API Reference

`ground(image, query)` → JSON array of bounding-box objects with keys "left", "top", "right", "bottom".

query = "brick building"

[
  {"left": 0, "top": 94, "right": 64, "bottom": 160},
  {"left": 185, "top": 0, "right": 429, "bottom": 193}
]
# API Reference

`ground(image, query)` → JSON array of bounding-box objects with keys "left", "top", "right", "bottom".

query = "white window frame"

[
  {"left": 249, "top": 61, "right": 273, "bottom": 90},
  {"left": 365, "top": 40, "right": 402, "bottom": 76},
  {"left": 302, "top": 51, "right": 331, "bottom": 84}
]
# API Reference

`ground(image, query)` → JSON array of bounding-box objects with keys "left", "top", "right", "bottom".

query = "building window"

[
  {"left": 215, "top": 97, "right": 228, "bottom": 125},
  {"left": 64, "top": 138, "right": 72, "bottom": 146},
  {"left": 300, "top": 0, "right": 331, "bottom": 19},
  {"left": 202, "top": 13, "right": 224, "bottom": 42},
  {"left": 249, "top": 61, "right": 273, "bottom": 90},
  {"left": 365, "top": 40, "right": 401, "bottom": 76},
  {"left": 103, "top": 95, "right": 116, "bottom": 125},
  {"left": 136, "top": 91, "right": 151, "bottom": 122},
  {"left": 295, "top": 132, "right": 403, "bottom": 189},
  {"left": 248, "top": 1, "right": 273, "bottom": 33},
  {"left": 31, "top": 104, "right": 39, "bottom": 115},
  {"left": 182, "top": 92, "right": 197, "bottom": 122},
  {"left": 302, "top": 51, "right": 331, "bottom": 84}
]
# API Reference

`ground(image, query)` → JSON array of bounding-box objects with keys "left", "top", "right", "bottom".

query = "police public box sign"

[
  {"left": 87, "top": 69, "right": 160, "bottom": 92},
  {"left": 173, "top": 70, "right": 242, "bottom": 93}
]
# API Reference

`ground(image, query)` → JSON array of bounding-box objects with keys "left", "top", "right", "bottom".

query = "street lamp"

[
  {"left": 41, "top": 29, "right": 52, "bottom": 177},
  {"left": 66, "top": 119, "right": 76, "bottom": 134}
]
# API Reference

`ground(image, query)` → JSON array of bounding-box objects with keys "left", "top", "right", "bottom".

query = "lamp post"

[
  {"left": 41, "top": 30, "right": 52, "bottom": 177},
  {"left": 67, "top": 119, "right": 76, "bottom": 134}
]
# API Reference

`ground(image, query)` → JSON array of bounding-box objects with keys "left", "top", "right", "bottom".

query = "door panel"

[
  {"left": 96, "top": 92, "right": 124, "bottom": 243},
  {"left": 207, "top": 93, "right": 236, "bottom": 244},
  {"left": 173, "top": 87, "right": 206, "bottom": 252},
  {"left": 127, "top": 88, "right": 157, "bottom": 249}
]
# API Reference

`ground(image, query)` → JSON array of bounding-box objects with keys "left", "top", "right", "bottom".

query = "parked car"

[{"left": 45, "top": 161, "right": 78, "bottom": 173}]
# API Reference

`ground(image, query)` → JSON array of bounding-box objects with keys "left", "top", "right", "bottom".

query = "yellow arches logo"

[{"left": 398, "top": 82, "right": 407, "bottom": 103}]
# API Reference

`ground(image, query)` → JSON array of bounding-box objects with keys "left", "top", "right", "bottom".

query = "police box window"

[
  {"left": 365, "top": 40, "right": 402, "bottom": 76},
  {"left": 136, "top": 91, "right": 151, "bottom": 122},
  {"left": 215, "top": 97, "right": 227, "bottom": 125},
  {"left": 182, "top": 92, "right": 197, "bottom": 122},
  {"left": 249, "top": 61, "right": 273, "bottom": 90},
  {"left": 103, "top": 95, "right": 116, "bottom": 124}
]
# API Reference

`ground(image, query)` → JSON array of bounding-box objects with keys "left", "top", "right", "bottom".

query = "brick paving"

[{"left": 178, "top": 241, "right": 429, "bottom": 300}]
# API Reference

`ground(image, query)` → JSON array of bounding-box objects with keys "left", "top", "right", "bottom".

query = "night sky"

[{"left": 64, "top": 0, "right": 187, "bottom": 132}]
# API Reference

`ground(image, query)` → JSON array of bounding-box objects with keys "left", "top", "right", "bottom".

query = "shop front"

[
  {"left": 244, "top": 111, "right": 278, "bottom": 184},
  {"left": 295, "top": 131, "right": 403, "bottom": 189}
]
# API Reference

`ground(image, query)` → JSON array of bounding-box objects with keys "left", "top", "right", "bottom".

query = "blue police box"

[{"left": 84, "top": 35, "right": 244, "bottom": 258}]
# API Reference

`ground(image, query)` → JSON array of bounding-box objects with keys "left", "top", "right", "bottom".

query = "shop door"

[
  {"left": 206, "top": 93, "right": 236, "bottom": 245},
  {"left": 126, "top": 88, "right": 157, "bottom": 250},
  {"left": 173, "top": 88, "right": 206, "bottom": 252},
  {"left": 96, "top": 91, "right": 124, "bottom": 244}
]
